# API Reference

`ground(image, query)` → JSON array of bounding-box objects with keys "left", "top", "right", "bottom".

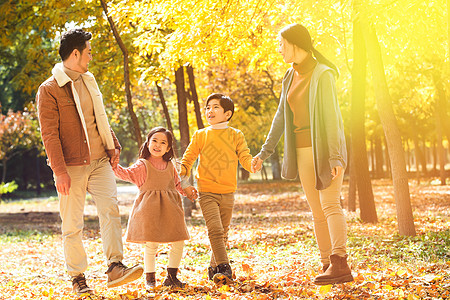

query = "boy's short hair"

[
  {"left": 59, "top": 28, "right": 92, "bottom": 61},
  {"left": 206, "top": 93, "right": 234, "bottom": 121}
]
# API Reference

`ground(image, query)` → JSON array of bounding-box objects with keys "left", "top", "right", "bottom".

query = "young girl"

[{"left": 113, "top": 127, "right": 191, "bottom": 290}]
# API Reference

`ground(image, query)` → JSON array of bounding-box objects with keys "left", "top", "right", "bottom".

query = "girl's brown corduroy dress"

[{"left": 125, "top": 159, "right": 190, "bottom": 243}]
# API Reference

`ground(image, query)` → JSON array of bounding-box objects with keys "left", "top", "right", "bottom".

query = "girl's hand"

[
  {"left": 184, "top": 186, "right": 198, "bottom": 201},
  {"left": 331, "top": 166, "right": 343, "bottom": 180},
  {"left": 251, "top": 157, "right": 263, "bottom": 173}
]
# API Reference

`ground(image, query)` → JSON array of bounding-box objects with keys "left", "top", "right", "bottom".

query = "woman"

[{"left": 252, "top": 24, "right": 353, "bottom": 285}]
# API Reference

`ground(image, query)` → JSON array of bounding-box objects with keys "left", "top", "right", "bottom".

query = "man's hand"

[
  {"left": 56, "top": 173, "right": 71, "bottom": 195},
  {"left": 331, "top": 166, "right": 343, "bottom": 180},
  {"left": 183, "top": 186, "right": 198, "bottom": 202},
  {"left": 110, "top": 149, "right": 120, "bottom": 168},
  {"left": 251, "top": 156, "right": 263, "bottom": 173}
]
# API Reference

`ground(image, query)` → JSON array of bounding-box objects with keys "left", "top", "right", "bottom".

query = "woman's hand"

[
  {"left": 331, "top": 166, "right": 343, "bottom": 180},
  {"left": 251, "top": 156, "right": 264, "bottom": 173}
]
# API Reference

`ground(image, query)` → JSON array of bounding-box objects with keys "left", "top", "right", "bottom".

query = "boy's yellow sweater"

[{"left": 180, "top": 125, "right": 253, "bottom": 194}]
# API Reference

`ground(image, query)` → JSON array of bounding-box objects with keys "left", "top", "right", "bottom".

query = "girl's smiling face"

[{"left": 148, "top": 132, "right": 170, "bottom": 158}]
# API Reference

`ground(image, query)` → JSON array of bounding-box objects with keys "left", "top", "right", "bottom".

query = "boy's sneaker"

[
  {"left": 72, "top": 273, "right": 93, "bottom": 296},
  {"left": 106, "top": 261, "right": 144, "bottom": 288},
  {"left": 212, "top": 263, "right": 233, "bottom": 286}
]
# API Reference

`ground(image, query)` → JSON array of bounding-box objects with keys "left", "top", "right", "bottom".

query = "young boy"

[{"left": 180, "top": 93, "right": 254, "bottom": 285}]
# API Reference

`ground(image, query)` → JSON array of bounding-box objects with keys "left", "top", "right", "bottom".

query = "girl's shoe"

[
  {"left": 212, "top": 263, "right": 233, "bottom": 286},
  {"left": 163, "top": 268, "right": 186, "bottom": 288},
  {"left": 145, "top": 272, "right": 156, "bottom": 291}
]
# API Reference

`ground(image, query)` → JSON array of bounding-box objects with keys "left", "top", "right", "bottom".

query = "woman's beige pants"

[{"left": 296, "top": 147, "right": 347, "bottom": 265}]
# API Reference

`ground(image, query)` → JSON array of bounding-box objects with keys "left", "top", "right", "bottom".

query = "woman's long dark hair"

[
  {"left": 280, "top": 24, "right": 339, "bottom": 77},
  {"left": 139, "top": 127, "right": 175, "bottom": 162}
]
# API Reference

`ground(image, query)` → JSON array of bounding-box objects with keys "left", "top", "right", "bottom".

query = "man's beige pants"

[
  {"left": 57, "top": 157, "right": 123, "bottom": 277},
  {"left": 199, "top": 192, "right": 234, "bottom": 268},
  {"left": 296, "top": 147, "right": 347, "bottom": 265}
]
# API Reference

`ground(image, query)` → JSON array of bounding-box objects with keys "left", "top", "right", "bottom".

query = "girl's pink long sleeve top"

[{"left": 113, "top": 157, "right": 186, "bottom": 196}]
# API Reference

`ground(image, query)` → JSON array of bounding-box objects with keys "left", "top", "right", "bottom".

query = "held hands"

[
  {"left": 110, "top": 149, "right": 120, "bottom": 169},
  {"left": 56, "top": 173, "right": 71, "bottom": 195},
  {"left": 251, "top": 156, "right": 263, "bottom": 173},
  {"left": 183, "top": 186, "right": 198, "bottom": 202},
  {"left": 331, "top": 166, "right": 343, "bottom": 180}
]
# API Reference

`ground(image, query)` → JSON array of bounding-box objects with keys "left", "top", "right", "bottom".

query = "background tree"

[
  {"left": 361, "top": 17, "right": 416, "bottom": 236},
  {"left": 100, "top": 0, "right": 143, "bottom": 146},
  {"left": 350, "top": 8, "right": 377, "bottom": 223}
]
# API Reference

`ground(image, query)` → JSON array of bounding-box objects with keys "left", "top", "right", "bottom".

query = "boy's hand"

[
  {"left": 251, "top": 157, "right": 263, "bottom": 172},
  {"left": 184, "top": 186, "right": 198, "bottom": 201}
]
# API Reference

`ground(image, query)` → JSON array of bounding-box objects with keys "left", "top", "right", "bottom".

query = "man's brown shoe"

[
  {"left": 106, "top": 261, "right": 143, "bottom": 288},
  {"left": 72, "top": 273, "right": 93, "bottom": 296}
]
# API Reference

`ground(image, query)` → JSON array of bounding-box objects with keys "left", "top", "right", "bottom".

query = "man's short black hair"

[
  {"left": 59, "top": 29, "right": 92, "bottom": 61},
  {"left": 205, "top": 93, "right": 235, "bottom": 121}
]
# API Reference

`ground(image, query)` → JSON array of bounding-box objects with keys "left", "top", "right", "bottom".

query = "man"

[{"left": 36, "top": 28, "right": 143, "bottom": 296}]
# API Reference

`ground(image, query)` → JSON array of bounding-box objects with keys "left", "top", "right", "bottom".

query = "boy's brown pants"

[{"left": 199, "top": 192, "right": 235, "bottom": 267}]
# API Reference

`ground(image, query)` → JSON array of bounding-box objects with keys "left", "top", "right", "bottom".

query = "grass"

[{"left": 0, "top": 229, "right": 56, "bottom": 243}]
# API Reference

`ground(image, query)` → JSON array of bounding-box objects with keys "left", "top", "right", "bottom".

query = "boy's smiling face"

[{"left": 205, "top": 99, "right": 232, "bottom": 125}]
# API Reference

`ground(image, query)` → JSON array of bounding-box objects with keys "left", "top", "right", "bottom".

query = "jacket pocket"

[
  {"left": 58, "top": 97, "right": 83, "bottom": 160},
  {"left": 58, "top": 97, "right": 80, "bottom": 121}
]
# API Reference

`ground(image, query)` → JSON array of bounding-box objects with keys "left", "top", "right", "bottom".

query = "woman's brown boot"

[{"left": 314, "top": 254, "right": 354, "bottom": 285}]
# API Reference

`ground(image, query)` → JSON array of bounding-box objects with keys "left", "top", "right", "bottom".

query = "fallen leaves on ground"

[{"left": 0, "top": 180, "right": 449, "bottom": 299}]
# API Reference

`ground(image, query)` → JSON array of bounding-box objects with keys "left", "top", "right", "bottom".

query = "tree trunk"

[
  {"left": 175, "top": 67, "right": 190, "bottom": 155},
  {"left": 35, "top": 148, "right": 41, "bottom": 196},
  {"left": 370, "top": 138, "right": 375, "bottom": 176},
  {"left": 348, "top": 149, "right": 357, "bottom": 212},
  {"left": 100, "top": 0, "right": 142, "bottom": 146},
  {"left": 405, "top": 141, "right": 411, "bottom": 173},
  {"left": 175, "top": 67, "right": 192, "bottom": 218},
  {"left": 383, "top": 135, "right": 391, "bottom": 178},
  {"left": 374, "top": 135, "right": 384, "bottom": 178},
  {"left": 351, "top": 17, "right": 377, "bottom": 223},
  {"left": 2, "top": 157, "right": 7, "bottom": 183},
  {"left": 413, "top": 136, "right": 427, "bottom": 177},
  {"left": 156, "top": 81, "right": 179, "bottom": 157},
  {"left": 432, "top": 72, "right": 448, "bottom": 185},
  {"left": 433, "top": 140, "right": 438, "bottom": 174},
  {"left": 186, "top": 65, "right": 205, "bottom": 129},
  {"left": 421, "top": 137, "right": 428, "bottom": 177},
  {"left": 361, "top": 20, "right": 416, "bottom": 236}
]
